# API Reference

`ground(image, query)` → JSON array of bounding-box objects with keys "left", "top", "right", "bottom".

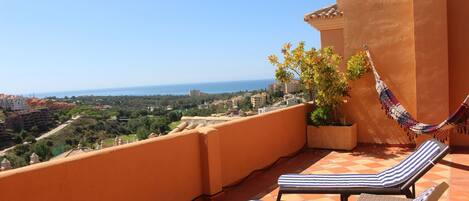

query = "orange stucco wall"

[
  {"left": 338, "top": 0, "right": 416, "bottom": 144},
  {"left": 321, "top": 29, "right": 344, "bottom": 57},
  {"left": 213, "top": 103, "right": 309, "bottom": 186},
  {"left": 0, "top": 103, "right": 311, "bottom": 201},
  {"left": 323, "top": 0, "right": 460, "bottom": 145},
  {"left": 413, "top": 0, "right": 449, "bottom": 125},
  {"left": 447, "top": 0, "right": 469, "bottom": 146},
  {"left": 0, "top": 131, "right": 204, "bottom": 201}
]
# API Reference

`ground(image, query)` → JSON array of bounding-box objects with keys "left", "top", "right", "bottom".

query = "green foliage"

[
  {"left": 270, "top": 42, "right": 370, "bottom": 126},
  {"left": 24, "top": 136, "right": 36, "bottom": 143},
  {"left": 54, "top": 109, "right": 72, "bottom": 123},
  {"left": 30, "top": 126, "right": 40, "bottom": 135},
  {"left": 33, "top": 141, "right": 53, "bottom": 160},
  {"left": 310, "top": 106, "right": 331, "bottom": 126},
  {"left": 136, "top": 127, "right": 150, "bottom": 140},
  {"left": 183, "top": 108, "right": 217, "bottom": 117},
  {"left": 312, "top": 47, "right": 349, "bottom": 111},
  {"left": 1, "top": 154, "right": 27, "bottom": 168},
  {"left": 169, "top": 121, "right": 181, "bottom": 130},
  {"left": 4, "top": 93, "right": 260, "bottom": 168},
  {"left": 150, "top": 117, "right": 170, "bottom": 134},
  {"left": 269, "top": 42, "right": 316, "bottom": 99},
  {"left": 346, "top": 51, "right": 371, "bottom": 81},
  {"left": 128, "top": 116, "right": 170, "bottom": 135},
  {"left": 167, "top": 111, "right": 182, "bottom": 122},
  {"left": 14, "top": 144, "right": 31, "bottom": 157},
  {"left": 237, "top": 97, "right": 253, "bottom": 111}
]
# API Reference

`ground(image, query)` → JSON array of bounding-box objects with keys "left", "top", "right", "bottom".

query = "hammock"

[{"left": 364, "top": 46, "right": 469, "bottom": 142}]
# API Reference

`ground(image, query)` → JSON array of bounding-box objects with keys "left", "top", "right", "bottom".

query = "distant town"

[{"left": 0, "top": 80, "right": 304, "bottom": 170}]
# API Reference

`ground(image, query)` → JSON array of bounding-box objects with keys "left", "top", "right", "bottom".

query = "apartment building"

[
  {"left": 284, "top": 80, "right": 301, "bottom": 94},
  {"left": 27, "top": 98, "right": 76, "bottom": 110},
  {"left": 6, "top": 108, "right": 53, "bottom": 131},
  {"left": 189, "top": 90, "right": 207, "bottom": 97},
  {"left": 268, "top": 80, "right": 301, "bottom": 94},
  {"left": 0, "top": 94, "right": 29, "bottom": 111},
  {"left": 250, "top": 93, "right": 268, "bottom": 108}
]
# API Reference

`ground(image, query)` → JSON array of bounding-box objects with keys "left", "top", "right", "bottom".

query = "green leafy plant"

[
  {"left": 346, "top": 51, "right": 371, "bottom": 81},
  {"left": 310, "top": 106, "right": 331, "bottom": 126},
  {"left": 268, "top": 42, "right": 316, "bottom": 100},
  {"left": 269, "top": 42, "right": 370, "bottom": 126}
]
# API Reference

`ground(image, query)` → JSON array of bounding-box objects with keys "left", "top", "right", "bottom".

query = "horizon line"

[{"left": 19, "top": 78, "right": 277, "bottom": 97}]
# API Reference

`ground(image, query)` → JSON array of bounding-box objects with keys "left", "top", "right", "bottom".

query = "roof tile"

[{"left": 304, "top": 4, "right": 343, "bottom": 21}]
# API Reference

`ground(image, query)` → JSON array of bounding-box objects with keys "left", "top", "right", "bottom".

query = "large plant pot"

[{"left": 307, "top": 124, "right": 357, "bottom": 150}]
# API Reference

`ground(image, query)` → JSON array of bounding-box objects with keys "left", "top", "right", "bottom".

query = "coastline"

[{"left": 29, "top": 79, "right": 275, "bottom": 98}]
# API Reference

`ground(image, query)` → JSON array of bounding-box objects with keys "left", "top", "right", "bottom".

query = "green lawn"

[{"left": 169, "top": 121, "right": 181, "bottom": 130}]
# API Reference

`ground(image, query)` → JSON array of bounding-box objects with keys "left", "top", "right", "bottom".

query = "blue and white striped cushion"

[
  {"left": 278, "top": 140, "right": 442, "bottom": 188},
  {"left": 279, "top": 174, "right": 382, "bottom": 188},
  {"left": 379, "top": 140, "right": 441, "bottom": 187}
]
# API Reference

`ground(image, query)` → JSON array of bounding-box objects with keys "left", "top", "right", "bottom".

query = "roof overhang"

[
  {"left": 305, "top": 16, "right": 344, "bottom": 31},
  {"left": 304, "top": 4, "right": 344, "bottom": 31}
]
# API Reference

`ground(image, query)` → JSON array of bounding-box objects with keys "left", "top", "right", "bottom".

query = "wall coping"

[{"left": 0, "top": 103, "right": 312, "bottom": 178}]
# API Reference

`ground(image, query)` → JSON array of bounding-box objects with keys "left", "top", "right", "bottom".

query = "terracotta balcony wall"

[{"left": 0, "top": 103, "right": 313, "bottom": 201}]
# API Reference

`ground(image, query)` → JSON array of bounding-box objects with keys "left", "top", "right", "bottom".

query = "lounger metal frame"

[{"left": 276, "top": 139, "right": 450, "bottom": 201}]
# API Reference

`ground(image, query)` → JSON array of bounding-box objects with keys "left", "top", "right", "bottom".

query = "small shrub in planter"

[{"left": 269, "top": 42, "right": 370, "bottom": 150}]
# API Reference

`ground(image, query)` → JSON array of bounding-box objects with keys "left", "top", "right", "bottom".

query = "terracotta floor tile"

[{"left": 221, "top": 146, "right": 469, "bottom": 201}]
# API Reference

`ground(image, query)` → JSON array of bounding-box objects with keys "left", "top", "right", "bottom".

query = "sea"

[{"left": 32, "top": 79, "right": 276, "bottom": 98}]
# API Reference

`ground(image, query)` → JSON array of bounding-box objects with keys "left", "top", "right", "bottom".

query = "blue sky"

[{"left": 0, "top": 0, "right": 335, "bottom": 94}]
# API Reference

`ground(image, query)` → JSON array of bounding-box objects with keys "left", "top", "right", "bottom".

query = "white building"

[
  {"left": 0, "top": 94, "right": 29, "bottom": 111},
  {"left": 230, "top": 96, "right": 244, "bottom": 109},
  {"left": 250, "top": 93, "right": 267, "bottom": 108},
  {"left": 189, "top": 90, "right": 206, "bottom": 97}
]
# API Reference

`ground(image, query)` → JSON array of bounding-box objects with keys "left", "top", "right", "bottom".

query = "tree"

[
  {"left": 32, "top": 141, "right": 52, "bottom": 161},
  {"left": 270, "top": 43, "right": 370, "bottom": 125},
  {"left": 14, "top": 144, "right": 31, "bottom": 157},
  {"left": 150, "top": 117, "right": 170, "bottom": 134},
  {"left": 30, "top": 126, "right": 40, "bottom": 135},
  {"left": 2, "top": 154, "right": 27, "bottom": 168},
  {"left": 311, "top": 47, "right": 348, "bottom": 122},
  {"left": 167, "top": 111, "right": 182, "bottom": 122},
  {"left": 25, "top": 136, "right": 36, "bottom": 143},
  {"left": 12, "top": 135, "right": 23, "bottom": 144},
  {"left": 269, "top": 42, "right": 316, "bottom": 100},
  {"left": 136, "top": 127, "right": 150, "bottom": 140}
]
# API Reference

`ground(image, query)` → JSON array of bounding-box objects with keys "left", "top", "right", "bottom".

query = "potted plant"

[{"left": 269, "top": 42, "right": 369, "bottom": 150}]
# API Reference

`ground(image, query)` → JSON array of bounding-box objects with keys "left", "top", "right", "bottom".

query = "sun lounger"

[
  {"left": 358, "top": 182, "right": 449, "bottom": 201},
  {"left": 277, "top": 139, "right": 449, "bottom": 201}
]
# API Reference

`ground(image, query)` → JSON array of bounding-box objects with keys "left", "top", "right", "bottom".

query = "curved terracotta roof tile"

[{"left": 304, "top": 4, "right": 343, "bottom": 21}]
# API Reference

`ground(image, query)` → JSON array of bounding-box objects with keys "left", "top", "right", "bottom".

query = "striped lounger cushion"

[{"left": 278, "top": 140, "right": 442, "bottom": 188}]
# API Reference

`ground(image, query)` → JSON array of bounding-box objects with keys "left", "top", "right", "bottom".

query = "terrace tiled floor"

[{"left": 220, "top": 145, "right": 469, "bottom": 201}]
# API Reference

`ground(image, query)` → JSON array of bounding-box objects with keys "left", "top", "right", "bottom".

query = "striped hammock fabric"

[{"left": 365, "top": 48, "right": 469, "bottom": 142}]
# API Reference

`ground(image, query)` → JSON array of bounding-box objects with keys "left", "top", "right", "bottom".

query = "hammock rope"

[{"left": 363, "top": 45, "right": 469, "bottom": 142}]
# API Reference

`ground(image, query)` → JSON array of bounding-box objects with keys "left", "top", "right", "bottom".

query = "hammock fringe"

[{"left": 364, "top": 47, "right": 469, "bottom": 143}]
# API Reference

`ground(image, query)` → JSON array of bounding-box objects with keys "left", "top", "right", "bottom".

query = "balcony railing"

[{"left": 0, "top": 103, "right": 312, "bottom": 201}]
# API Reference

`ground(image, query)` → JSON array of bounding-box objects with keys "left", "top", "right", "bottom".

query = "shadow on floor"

[
  {"left": 440, "top": 159, "right": 469, "bottom": 171},
  {"left": 348, "top": 144, "right": 412, "bottom": 160},
  {"left": 220, "top": 149, "right": 331, "bottom": 201}
]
